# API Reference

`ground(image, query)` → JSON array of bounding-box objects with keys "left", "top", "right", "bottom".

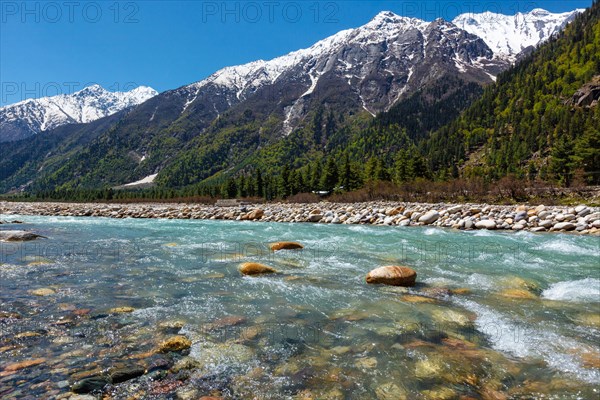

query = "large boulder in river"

[
  {"left": 269, "top": 242, "right": 303, "bottom": 251},
  {"left": 366, "top": 266, "right": 417, "bottom": 287},
  {"left": 475, "top": 220, "right": 496, "bottom": 230},
  {"left": 418, "top": 211, "right": 440, "bottom": 224},
  {"left": 239, "top": 262, "right": 277, "bottom": 276},
  {"left": 0, "top": 230, "right": 45, "bottom": 242}
]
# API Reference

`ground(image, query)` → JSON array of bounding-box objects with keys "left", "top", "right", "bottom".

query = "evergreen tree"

[{"left": 321, "top": 157, "right": 339, "bottom": 192}]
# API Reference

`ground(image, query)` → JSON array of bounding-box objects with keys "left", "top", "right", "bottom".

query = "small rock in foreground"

[{"left": 157, "top": 335, "right": 192, "bottom": 353}]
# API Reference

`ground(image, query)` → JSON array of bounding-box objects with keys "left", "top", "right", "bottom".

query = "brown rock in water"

[
  {"left": 366, "top": 266, "right": 417, "bottom": 287},
  {"left": 269, "top": 241, "right": 304, "bottom": 251},
  {"left": 239, "top": 262, "right": 277, "bottom": 275},
  {"left": 499, "top": 289, "right": 537, "bottom": 299},
  {"left": 401, "top": 295, "right": 437, "bottom": 303},
  {"left": 206, "top": 315, "right": 247, "bottom": 330},
  {"left": 29, "top": 288, "right": 56, "bottom": 296},
  {"left": 157, "top": 335, "right": 192, "bottom": 353},
  {"left": 451, "top": 288, "right": 471, "bottom": 295},
  {"left": 581, "top": 351, "right": 600, "bottom": 369},
  {"left": 109, "top": 306, "right": 135, "bottom": 313},
  {"left": 4, "top": 358, "right": 46, "bottom": 371}
]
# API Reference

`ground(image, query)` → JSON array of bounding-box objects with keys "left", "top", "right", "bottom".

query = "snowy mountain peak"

[
  {"left": 453, "top": 8, "right": 583, "bottom": 58},
  {"left": 0, "top": 85, "right": 158, "bottom": 142},
  {"left": 367, "top": 10, "right": 427, "bottom": 28},
  {"left": 186, "top": 10, "right": 433, "bottom": 100}
]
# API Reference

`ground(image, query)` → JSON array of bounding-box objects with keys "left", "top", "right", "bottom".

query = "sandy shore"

[{"left": 2, "top": 201, "right": 600, "bottom": 235}]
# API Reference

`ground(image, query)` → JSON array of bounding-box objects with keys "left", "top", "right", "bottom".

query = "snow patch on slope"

[{"left": 123, "top": 173, "right": 158, "bottom": 187}]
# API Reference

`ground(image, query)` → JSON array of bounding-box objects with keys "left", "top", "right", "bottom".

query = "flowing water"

[{"left": 0, "top": 215, "right": 599, "bottom": 399}]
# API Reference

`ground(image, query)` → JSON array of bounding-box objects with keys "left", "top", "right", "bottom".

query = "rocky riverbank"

[{"left": 1, "top": 201, "right": 600, "bottom": 235}]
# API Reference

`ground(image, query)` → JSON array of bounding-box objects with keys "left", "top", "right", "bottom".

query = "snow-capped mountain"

[
  {"left": 177, "top": 8, "right": 579, "bottom": 129},
  {"left": 179, "top": 11, "right": 505, "bottom": 132},
  {"left": 0, "top": 85, "right": 157, "bottom": 142},
  {"left": 453, "top": 8, "right": 583, "bottom": 59}
]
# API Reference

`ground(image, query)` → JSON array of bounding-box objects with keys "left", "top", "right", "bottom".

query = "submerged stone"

[
  {"left": 109, "top": 306, "right": 135, "bottom": 313},
  {"left": 375, "top": 382, "right": 407, "bottom": 400},
  {"left": 109, "top": 365, "right": 145, "bottom": 383},
  {"left": 29, "top": 288, "right": 56, "bottom": 296},
  {"left": 71, "top": 376, "right": 110, "bottom": 394},
  {"left": 499, "top": 289, "right": 537, "bottom": 299},
  {"left": 4, "top": 358, "right": 45, "bottom": 372},
  {"left": 0, "top": 230, "right": 45, "bottom": 241},
  {"left": 157, "top": 335, "right": 192, "bottom": 353}
]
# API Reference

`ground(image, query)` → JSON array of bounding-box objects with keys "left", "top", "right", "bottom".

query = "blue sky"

[{"left": 0, "top": 0, "right": 593, "bottom": 105}]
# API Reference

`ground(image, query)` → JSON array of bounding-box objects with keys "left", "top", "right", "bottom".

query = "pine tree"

[{"left": 321, "top": 157, "right": 339, "bottom": 192}]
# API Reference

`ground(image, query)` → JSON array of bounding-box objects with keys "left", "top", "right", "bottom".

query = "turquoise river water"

[{"left": 0, "top": 215, "right": 599, "bottom": 399}]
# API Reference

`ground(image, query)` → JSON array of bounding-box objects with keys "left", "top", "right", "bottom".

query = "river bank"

[{"left": 2, "top": 201, "right": 600, "bottom": 235}]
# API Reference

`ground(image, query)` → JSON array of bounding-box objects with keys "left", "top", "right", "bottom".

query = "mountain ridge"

[{"left": 0, "top": 85, "right": 158, "bottom": 142}]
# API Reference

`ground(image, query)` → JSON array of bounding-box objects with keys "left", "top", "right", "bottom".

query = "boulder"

[
  {"left": 499, "top": 289, "right": 536, "bottom": 299},
  {"left": 239, "top": 262, "right": 277, "bottom": 275},
  {"left": 553, "top": 222, "right": 576, "bottom": 231},
  {"left": 475, "top": 220, "right": 496, "bottom": 230},
  {"left": 447, "top": 205, "right": 463, "bottom": 214},
  {"left": 366, "top": 266, "right": 417, "bottom": 287},
  {"left": 29, "top": 288, "right": 55, "bottom": 296},
  {"left": 576, "top": 206, "right": 591, "bottom": 217},
  {"left": 0, "top": 230, "right": 45, "bottom": 242},
  {"left": 157, "top": 335, "right": 192, "bottom": 353},
  {"left": 515, "top": 211, "right": 528, "bottom": 222},
  {"left": 386, "top": 206, "right": 405, "bottom": 216},
  {"left": 269, "top": 242, "right": 303, "bottom": 251},
  {"left": 308, "top": 214, "right": 323, "bottom": 222},
  {"left": 109, "top": 365, "right": 145, "bottom": 383},
  {"left": 419, "top": 211, "right": 440, "bottom": 225},
  {"left": 71, "top": 376, "right": 110, "bottom": 394},
  {"left": 242, "top": 209, "right": 264, "bottom": 220}
]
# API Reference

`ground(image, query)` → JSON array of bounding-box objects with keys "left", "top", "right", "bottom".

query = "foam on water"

[
  {"left": 456, "top": 298, "right": 600, "bottom": 384},
  {"left": 542, "top": 278, "right": 600, "bottom": 302},
  {"left": 537, "top": 239, "right": 591, "bottom": 255},
  {"left": 424, "top": 228, "right": 447, "bottom": 236},
  {"left": 472, "top": 230, "right": 495, "bottom": 237},
  {"left": 466, "top": 273, "right": 496, "bottom": 290}
]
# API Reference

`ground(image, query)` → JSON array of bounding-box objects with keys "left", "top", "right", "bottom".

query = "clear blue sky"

[{"left": 0, "top": 0, "right": 593, "bottom": 105}]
